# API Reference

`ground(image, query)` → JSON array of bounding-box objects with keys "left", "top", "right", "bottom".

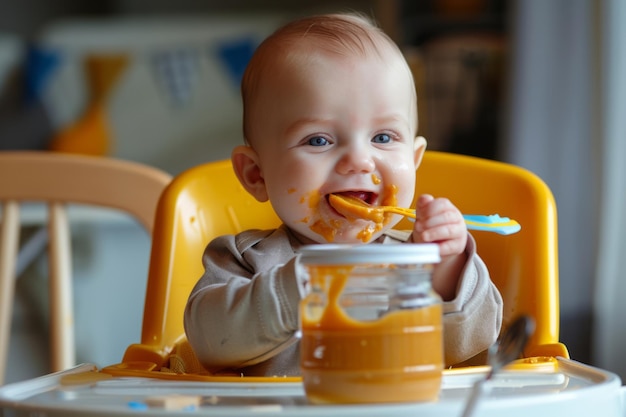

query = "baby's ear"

[
  {"left": 413, "top": 136, "right": 427, "bottom": 169},
  {"left": 231, "top": 145, "right": 269, "bottom": 202}
]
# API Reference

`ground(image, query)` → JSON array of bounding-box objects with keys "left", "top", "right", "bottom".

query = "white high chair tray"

[{"left": 1, "top": 358, "right": 624, "bottom": 417}]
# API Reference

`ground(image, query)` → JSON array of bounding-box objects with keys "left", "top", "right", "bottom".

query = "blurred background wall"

[
  {"left": 505, "top": 0, "right": 626, "bottom": 382},
  {"left": 1, "top": 0, "right": 624, "bottom": 384}
]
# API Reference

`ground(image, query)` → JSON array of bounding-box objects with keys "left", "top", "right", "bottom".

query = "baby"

[{"left": 184, "top": 13, "right": 502, "bottom": 376}]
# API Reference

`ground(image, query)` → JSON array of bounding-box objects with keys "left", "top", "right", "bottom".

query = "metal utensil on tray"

[{"left": 461, "top": 315, "right": 536, "bottom": 417}]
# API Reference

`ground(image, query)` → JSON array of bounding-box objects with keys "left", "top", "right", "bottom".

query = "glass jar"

[{"left": 299, "top": 243, "right": 443, "bottom": 404}]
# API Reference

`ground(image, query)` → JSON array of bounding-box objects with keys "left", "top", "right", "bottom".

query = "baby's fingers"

[
  {"left": 416, "top": 194, "right": 434, "bottom": 209},
  {"left": 417, "top": 223, "right": 467, "bottom": 258},
  {"left": 436, "top": 236, "right": 468, "bottom": 258},
  {"left": 419, "top": 222, "right": 466, "bottom": 245}
]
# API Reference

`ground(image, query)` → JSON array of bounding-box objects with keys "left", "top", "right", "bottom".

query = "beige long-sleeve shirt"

[{"left": 184, "top": 224, "right": 503, "bottom": 376}]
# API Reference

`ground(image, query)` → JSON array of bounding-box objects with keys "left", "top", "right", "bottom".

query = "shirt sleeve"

[
  {"left": 441, "top": 234, "right": 503, "bottom": 366},
  {"left": 184, "top": 227, "right": 306, "bottom": 373}
]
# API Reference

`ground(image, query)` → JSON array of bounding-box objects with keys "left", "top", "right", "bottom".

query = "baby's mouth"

[
  {"left": 326, "top": 191, "right": 379, "bottom": 220},
  {"left": 327, "top": 191, "right": 377, "bottom": 206}
]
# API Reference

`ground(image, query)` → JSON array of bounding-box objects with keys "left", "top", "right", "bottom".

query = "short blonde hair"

[{"left": 241, "top": 13, "right": 416, "bottom": 144}]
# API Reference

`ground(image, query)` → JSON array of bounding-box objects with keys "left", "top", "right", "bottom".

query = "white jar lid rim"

[{"left": 298, "top": 243, "right": 440, "bottom": 265}]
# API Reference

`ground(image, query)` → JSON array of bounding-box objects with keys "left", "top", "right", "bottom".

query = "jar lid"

[{"left": 298, "top": 243, "right": 440, "bottom": 265}]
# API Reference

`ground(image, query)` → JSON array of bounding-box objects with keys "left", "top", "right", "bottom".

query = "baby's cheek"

[
  {"left": 279, "top": 189, "right": 319, "bottom": 224},
  {"left": 267, "top": 189, "right": 303, "bottom": 223},
  {"left": 304, "top": 190, "right": 321, "bottom": 211}
]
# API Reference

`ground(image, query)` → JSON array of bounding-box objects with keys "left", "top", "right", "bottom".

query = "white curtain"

[
  {"left": 505, "top": 0, "right": 626, "bottom": 380},
  {"left": 591, "top": 0, "right": 626, "bottom": 379}
]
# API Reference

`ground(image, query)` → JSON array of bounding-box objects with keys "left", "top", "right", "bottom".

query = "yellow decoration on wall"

[{"left": 49, "top": 54, "right": 128, "bottom": 156}]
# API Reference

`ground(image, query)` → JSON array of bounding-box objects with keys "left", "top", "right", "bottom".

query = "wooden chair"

[
  {"left": 0, "top": 151, "right": 172, "bottom": 384},
  {"left": 111, "top": 150, "right": 567, "bottom": 379}
]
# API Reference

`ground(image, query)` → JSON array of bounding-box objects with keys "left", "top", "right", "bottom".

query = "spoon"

[
  {"left": 460, "top": 315, "right": 536, "bottom": 417},
  {"left": 328, "top": 194, "right": 521, "bottom": 235}
]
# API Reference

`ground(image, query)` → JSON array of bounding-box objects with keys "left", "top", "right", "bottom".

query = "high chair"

[
  {"left": 0, "top": 151, "right": 172, "bottom": 385},
  {"left": 116, "top": 150, "right": 567, "bottom": 378}
]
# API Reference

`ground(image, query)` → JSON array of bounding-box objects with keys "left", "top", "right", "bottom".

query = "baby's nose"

[{"left": 335, "top": 147, "right": 375, "bottom": 174}]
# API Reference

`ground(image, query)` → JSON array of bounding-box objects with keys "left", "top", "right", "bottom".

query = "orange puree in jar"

[{"left": 300, "top": 264, "right": 443, "bottom": 404}]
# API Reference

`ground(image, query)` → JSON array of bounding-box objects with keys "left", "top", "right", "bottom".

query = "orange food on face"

[
  {"left": 356, "top": 223, "right": 382, "bottom": 243},
  {"left": 300, "top": 266, "right": 443, "bottom": 404},
  {"left": 310, "top": 219, "right": 341, "bottom": 242},
  {"left": 307, "top": 191, "right": 321, "bottom": 209},
  {"left": 303, "top": 186, "right": 400, "bottom": 242},
  {"left": 371, "top": 173, "right": 381, "bottom": 184},
  {"left": 381, "top": 184, "right": 398, "bottom": 206}
]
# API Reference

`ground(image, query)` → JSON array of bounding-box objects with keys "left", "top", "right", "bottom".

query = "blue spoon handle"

[
  {"left": 406, "top": 212, "right": 521, "bottom": 235},
  {"left": 462, "top": 214, "right": 521, "bottom": 235}
]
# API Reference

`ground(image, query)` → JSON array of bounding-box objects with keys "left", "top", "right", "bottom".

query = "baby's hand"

[{"left": 412, "top": 194, "right": 467, "bottom": 258}]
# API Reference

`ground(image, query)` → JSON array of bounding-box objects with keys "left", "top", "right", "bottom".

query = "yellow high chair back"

[{"left": 119, "top": 151, "right": 567, "bottom": 375}]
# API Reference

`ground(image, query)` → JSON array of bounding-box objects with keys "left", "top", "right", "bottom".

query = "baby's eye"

[
  {"left": 372, "top": 133, "right": 392, "bottom": 144},
  {"left": 308, "top": 136, "right": 329, "bottom": 146}
]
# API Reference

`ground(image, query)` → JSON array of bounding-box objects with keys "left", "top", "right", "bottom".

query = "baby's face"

[{"left": 249, "top": 49, "right": 420, "bottom": 243}]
